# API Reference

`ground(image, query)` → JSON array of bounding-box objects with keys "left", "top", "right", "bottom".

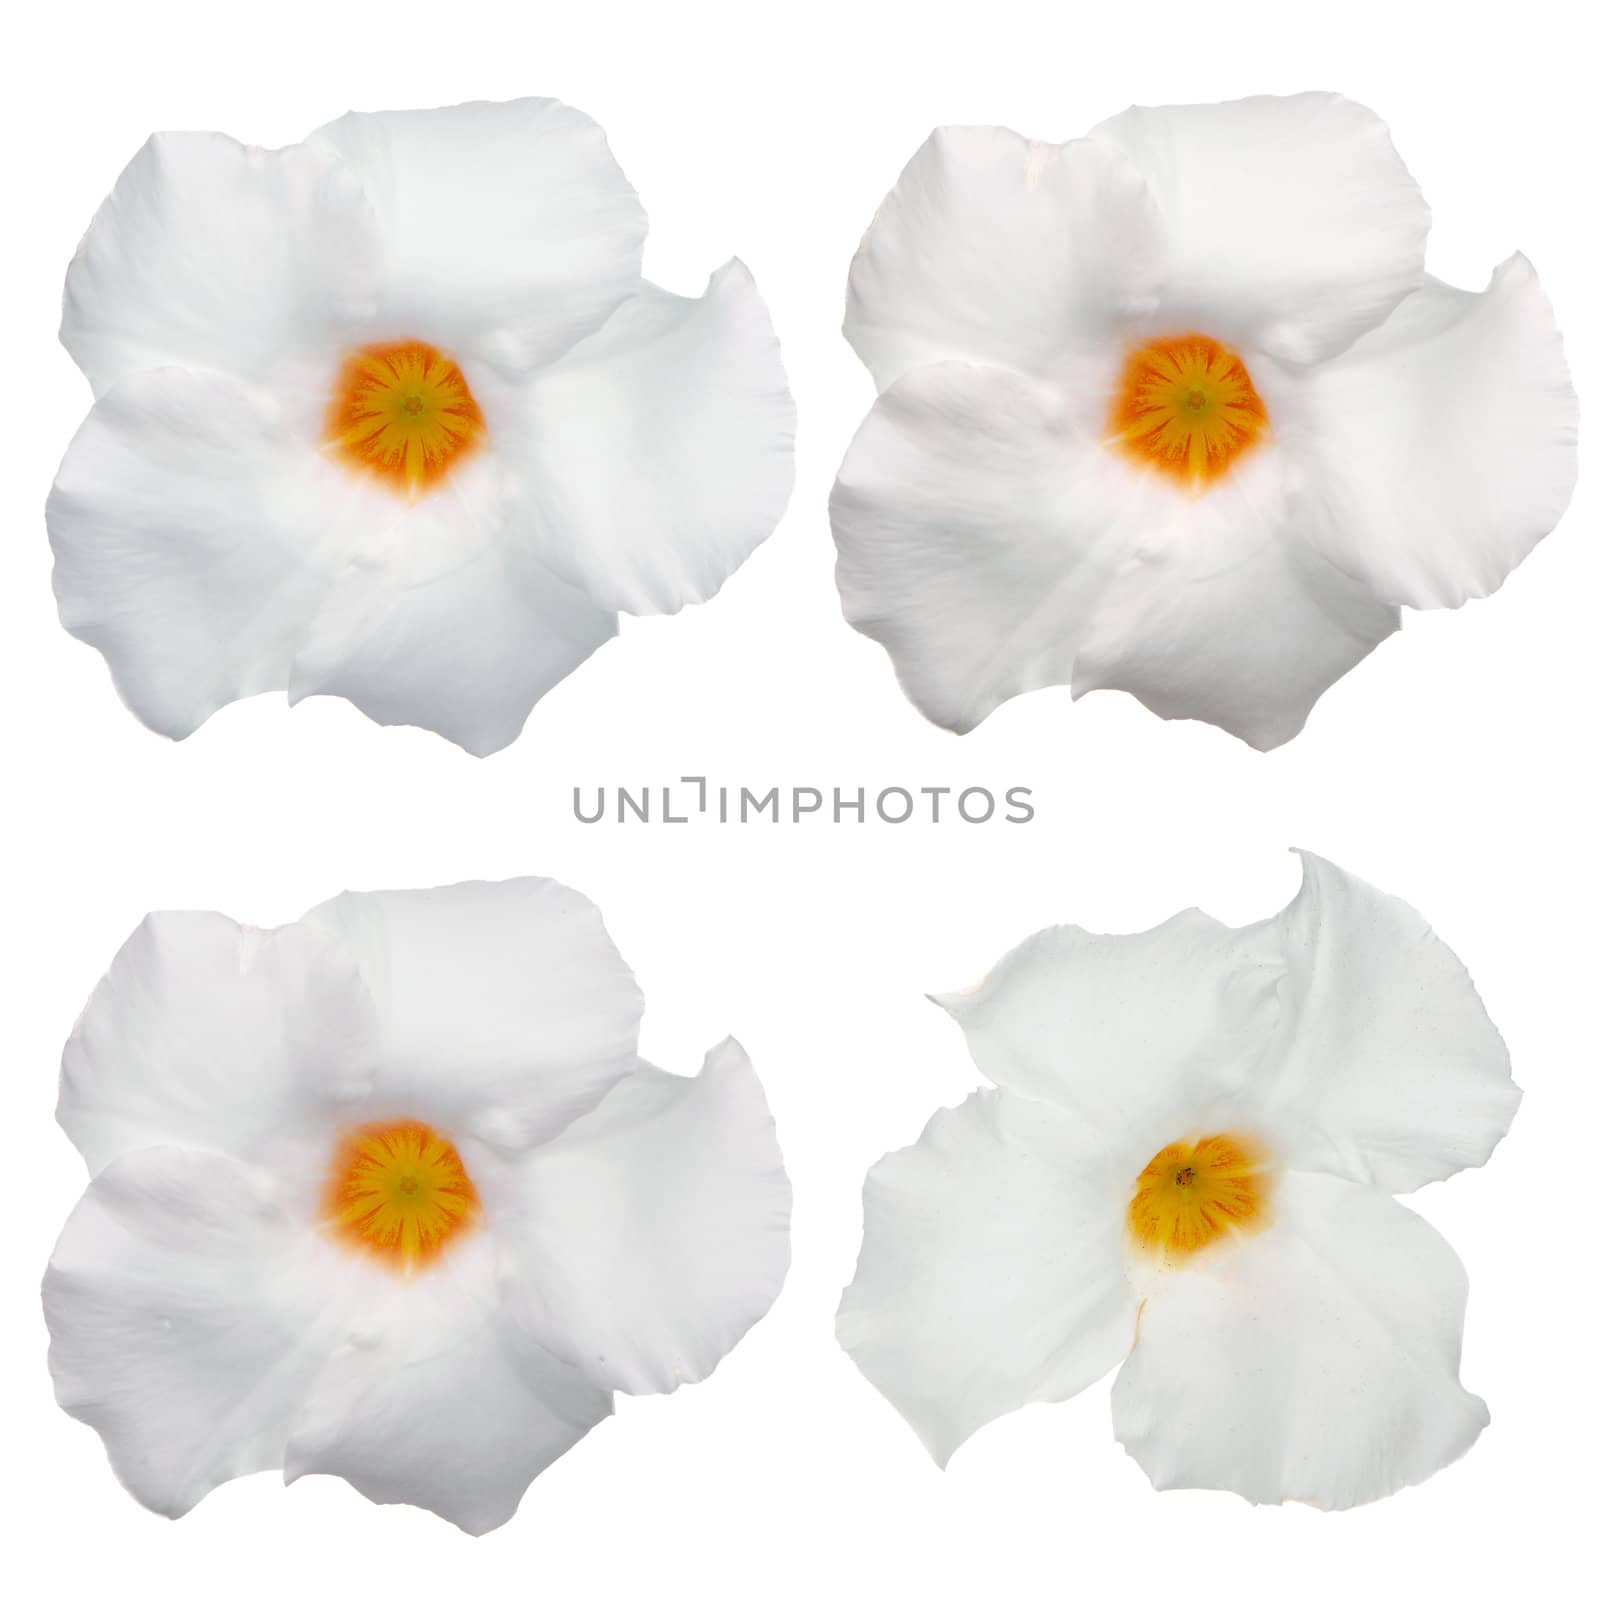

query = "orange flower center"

[
  {"left": 1108, "top": 333, "right": 1268, "bottom": 489},
  {"left": 324, "top": 340, "right": 485, "bottom": 496},
  {"left": 1126, "top": 1132, "right": 1272, "bottom": 1261},
  {"left": 321, "top": 1119, "right": 480, "bottom": 1275}
]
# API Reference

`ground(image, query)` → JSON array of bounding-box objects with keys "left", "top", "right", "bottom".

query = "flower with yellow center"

[
  {"left": 48, "top": 97, "right": 795, "bottom": 756},
  {"left": 839, "top": 853, "right": 1520, "bottom": 1509},
  {"left": 832, "top": 93, "right": 1576, "bottom": 749},
  {"left": 44, "top": 877, "right": 792, "bottom": 1532}
]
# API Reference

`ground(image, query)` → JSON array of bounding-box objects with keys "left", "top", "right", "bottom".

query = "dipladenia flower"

[
  {"left": 838, "top": 854, "right": 1517, "bottom": 1508},
  {"left": 831, "top": 93, "right": 1578, "bottom": 747},
  {"left": 43, "top": 879, "right": 791, "bottom": 1532},
  {"left": 49, "top": 98, "right": 795, "bottom": 754}
]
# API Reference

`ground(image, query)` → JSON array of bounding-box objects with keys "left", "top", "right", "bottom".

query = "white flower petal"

[
  {"left": 938, "top": 910, "right": 1282, "bottom": 1167},
  {"left": 1090, "top": 92, "right": 1428, "bottom": 363},
  {"left": 512, "top": 265, "right": 795, "bottom": 614},
  {"left": 844, "top": 126, "right": 1163, "bottom": 389},
  {"left": 300, "top": 879, "right": 643, "bottom": 1153},
  {"left": 49, "top": 367, "right": 614, "bottom": 754},
  {"left": 58, "top": 911, "right": 378, "bottom": 1187},
  {"left": 306, "top": 98, "right": 645, "bottom": 370},
  {"left": 1112, "top": 1171, "right": 1488, "bottom": 1508},
  {"left": 283, "top": 1237, "right": 611, "bottom": 1535},
  {"left": 1295, "top": 257, "right": 1578, "bottom": 609},
  {"left": 1258, "top": 853, "right": 1519, "bottom": 1192},
  {"left": 830, "top": 361, "right": 1136, "bottom": 732},
  {"left": 1069, "top": 492, "right": 1400, "bottom": 750},
  {"left": 43, "top": 1147, "right": 337, "bottom": 1517},
  {"left": 287, "top": 494, "right": 617, "bottom": 756},
  {"left": 499, "top": 1038, "right": 790, "bottom": 1395},
  {"left": 837, "top": 1090, "right": 1137, "bottom": 1465},
  {"left": 47, "top": 367, "right": 351, "bottom": 741},
  {"left": 61, "top": 131, "right": 378, "bottom": 395}
]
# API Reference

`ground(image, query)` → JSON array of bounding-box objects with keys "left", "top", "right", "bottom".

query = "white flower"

[
  {"left": 48, "top": 99, "right": 795, "bottom": 755},
  {"left": 838, "top": 853, "right": 1517, "bottom": 1508},
  {"left": 831, "top": 93, "right": 1578, "bottom": 748},
  {"left": 43, "top": 878, "right": 791, "bottom": 1532}
]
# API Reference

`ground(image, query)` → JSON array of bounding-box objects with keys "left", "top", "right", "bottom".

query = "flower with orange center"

[
  {"left": 840, "top": 854, "right": 1521, "bottom": 1509},
  {"left": 322, "top": 1118, "right": 480, "bottom": 1273},
  {"left": 48, "top": 97, "right": 795, "bottom": 756},
  {"left": 1108, "top": 334, "right": 1268, "bottom": 488},
  {"left": 1125, "top": 1131, "right": 1272, "bottom": 1259},
  {"left": 44, "top": 876, "right": 792, "bottom": 1532},
  {"left": 832, "top": 93, "right": 1577, "bottom": 750},
  {"left": 324, "top": 341, "right": 486, "bottom": 496}
]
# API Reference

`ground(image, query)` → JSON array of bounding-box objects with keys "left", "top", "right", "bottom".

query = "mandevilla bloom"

[
  {"left": 838, "top": 854, "right": 1517, "bottom": 1508},
  {"left": 43, "top": 878, "right": 791, "bottom": 1532},
  {"left": 831, "top": 93, "right": 1578, "bottom": 748},
  {"left": 49, "top": 98, "right": 795, "bottom": 754}
]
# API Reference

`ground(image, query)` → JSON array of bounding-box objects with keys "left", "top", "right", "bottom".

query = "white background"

[{"left": 3, "top": 1, "right": 1594, "bottom": 1593}]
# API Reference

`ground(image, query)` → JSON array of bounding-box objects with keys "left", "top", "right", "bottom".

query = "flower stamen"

[
  {"left": 1126, "top": 1132, "right": 1272, "bottom": 1261},
  {"left": 324, "top": 339, "right": 485, "bottom": 496},
  {"left": 1108, "top": 333, "right": 1268, "bottom": 489},
  {"left": 321, "top": 1119, "right": 480, "bottom": 1275}
]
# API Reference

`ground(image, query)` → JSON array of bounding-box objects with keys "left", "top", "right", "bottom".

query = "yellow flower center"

[
  {"left": 324, "top": 340, "right": 486, "bottom": 496},
  {"left": 1108, "top": 333, "right": 1268, "bottom": 489},
  {"left": 1126, "top": 1132, "right": 1272, "bottom": 1261},
  {"left": 321, "top": 1119, "right": 480, "bottom": 1275}
]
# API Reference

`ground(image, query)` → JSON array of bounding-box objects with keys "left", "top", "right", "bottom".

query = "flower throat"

[
  {"left": 325, "top": 340, "right": 485, "bottom": 496},
  {"left": 1108, "top": 333, "right": 1268, "bottom": 489}
]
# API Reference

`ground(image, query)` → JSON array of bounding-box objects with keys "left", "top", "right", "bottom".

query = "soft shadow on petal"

[
  {"left": 43, "top": 1147, "right": 345, "bottom": 1518},
  {"left": 1293, "top": 257, "right": 1578, "bottom": 609},
  {"left": 283, "top": 1236, "right": 612, "bottom": 1536},
  {"left": 48, "top": 367, "right": 351, "bottom": 742},
  {"left": 499, "top": 1038, "right": 791, "bottom": 1396},
  {"left": 830, "top": 361, "right": 1136, "bottom": 733},
  {"left": 306, "top": 98, "right": 646, "bottom": 372},
  {"left": 1069, "top": 487, "right": 1400, "bottom": 751},
  {"left": 58, "top": 911, "right": 379, "bottom": 1189},
  {"left": 1089, "top": 92, "right": 1428, "bottom": 364},
  {"left": 1112, "top": 1171, "right": 1488, "bottom": 1509},
  {"left": 61, "top": 131, "right": 379, "bottom": 396},
  {"left": 1254, "top": 852, "right": 1519, "bottom": 1192},
  {"left": 299, "top": 879, "right": 643, "bottom": 1153},
  {"left": 936, "top": 910, "right": 1283, "bottom": 1165},
  {"left": 511, "top": 264, "right": 795, "bottom": 614},
  {"left": 845, "top": 126, "right": 1164, "bottom": 390},
  {"left": 288, "top": 526, "right": 617, "bottom": 757},
  {"left": 837, "top": 1089, "right": 1137, "bottom": 1466}
]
